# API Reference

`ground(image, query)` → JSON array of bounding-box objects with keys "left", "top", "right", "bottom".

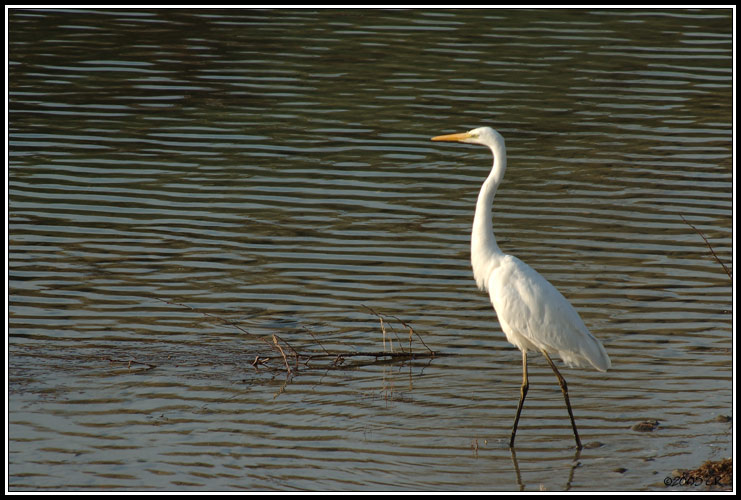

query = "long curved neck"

[{"left": 471, "top": 142, "right": 507, "bottom": 290}]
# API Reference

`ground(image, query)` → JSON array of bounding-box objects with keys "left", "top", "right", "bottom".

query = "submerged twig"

[
  {"left": 105, "top": 357, "right": 157, "bottom": 372},
  {"left": 362, "top": 305, "right": 434, "bottom": 355},
  {"left": 380, "top": 315, "right": 389, "bottom": 352},
  {"left": 680, "top": 215, "right": 732, "bottom": 279},
  {"left": 272, "top": 335, "right": 293, "bottom": 374},
  {"left": 251, "top": 355, "right": 270, "bottom": 370},
  {"left": 386, "top": 313, "right": 434, "bottom": 354},
  {"left": 274, "top": 334, "right": 300, "bottom": 371},
  {"left": 304, "top": 326, "right": 330, "bottom": 355},
  {"left": 154, "top": 297, "right": 275, "bottom": 350}
]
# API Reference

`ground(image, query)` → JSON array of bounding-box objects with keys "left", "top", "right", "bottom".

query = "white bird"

[{"left": 431, "top": 126, "right": 610, "bottom": 449}]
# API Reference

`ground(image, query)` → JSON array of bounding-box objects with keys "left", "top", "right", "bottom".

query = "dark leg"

[
  {"left": 509, "top": 350, "right": 529, "bottom": 448},
  {"left": 541, "top": 350, "right": 582, "bottom": 449}
]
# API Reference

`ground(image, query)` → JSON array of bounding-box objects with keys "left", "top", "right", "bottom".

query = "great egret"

[{"left": 431, "top": 127, "right": 610, "bottom": 449}]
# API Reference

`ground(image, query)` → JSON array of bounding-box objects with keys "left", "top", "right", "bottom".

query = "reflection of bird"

[{"left": 432, "top": 127, "right": 610, "bottom": 449}]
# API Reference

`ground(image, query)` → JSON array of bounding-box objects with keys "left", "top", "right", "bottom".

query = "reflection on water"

[{"left": 9, "top": 8, "right": 732, "bottom": 491}]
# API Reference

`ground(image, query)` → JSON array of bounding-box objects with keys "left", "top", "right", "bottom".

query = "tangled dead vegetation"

[{"left": 122, "top": 299, "right": 444, "bottom": 379}]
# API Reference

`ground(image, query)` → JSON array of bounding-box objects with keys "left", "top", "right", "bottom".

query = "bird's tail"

[{"left": 560, "top": 332, "right": 611, "bottom": 372}]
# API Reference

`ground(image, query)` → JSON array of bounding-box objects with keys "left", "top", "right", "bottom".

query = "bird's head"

[{"left": 431, "top": 126, "right": 504, "bottom": 149}]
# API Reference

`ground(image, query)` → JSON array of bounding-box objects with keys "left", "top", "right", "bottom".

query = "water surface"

[{"left": 8, "top": 8, "right": 733, "bottom": 491}]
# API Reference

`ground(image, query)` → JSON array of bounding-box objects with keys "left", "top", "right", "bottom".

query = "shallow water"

[{"left": 8, "top": 8, "right": 733, "bottom": 491}]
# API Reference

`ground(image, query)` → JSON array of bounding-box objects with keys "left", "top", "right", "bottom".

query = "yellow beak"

[{"left": 431, "top": 131, "right": 472, "bottom": 142}]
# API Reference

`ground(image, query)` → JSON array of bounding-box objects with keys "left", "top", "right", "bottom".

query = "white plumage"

[
  {"left": 432, "top": 126, "right": 610, "bottom": 448},
  {"left": 488, "top": 254, "right": 610, "bottom": 371}
]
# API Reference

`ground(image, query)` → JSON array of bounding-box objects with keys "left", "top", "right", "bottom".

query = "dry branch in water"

[{"left": 149, "top": 299, "right": 442, "bottom": 378}]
